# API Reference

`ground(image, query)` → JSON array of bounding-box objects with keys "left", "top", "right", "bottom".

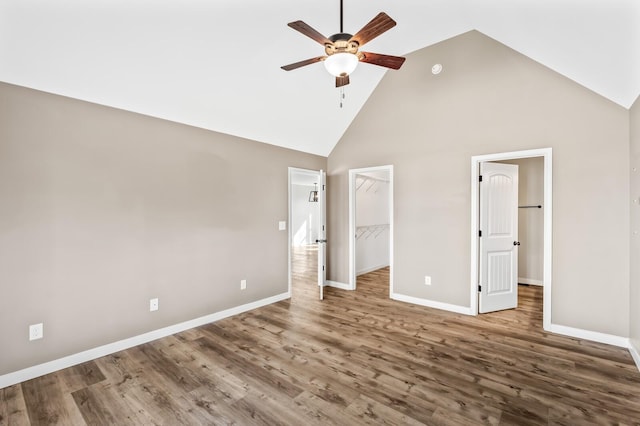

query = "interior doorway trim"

[
  {"left": 470, "top": 148, "right": 552, "bottom": 331},
  {"left": 288, "top": 167, "right": 321, "bottom": 297},
  {"left": 348, "top": 165, "right": 394, "bottom": 294}
]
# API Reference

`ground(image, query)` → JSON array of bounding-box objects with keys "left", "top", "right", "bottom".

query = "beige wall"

[
  {"left": 328, "top": 31, "right": 630, "bottom": 336},
  {"left": 0, "top": 82, "right": 325, "bottom": 376},
  {"left": 631, "top": 96, "right": 640, "bottom": 350}
]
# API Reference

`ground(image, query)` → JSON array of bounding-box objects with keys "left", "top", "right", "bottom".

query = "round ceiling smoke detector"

[{"left": 431, "top": 63, "right": 443, "bottom": 75}]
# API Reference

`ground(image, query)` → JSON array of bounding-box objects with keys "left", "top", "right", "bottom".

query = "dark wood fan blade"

[
  {"left": 336, "top": 75, "right": 350, "bottom": 87},
  {"left": 288, "top": 21, "right": 333, "bottom": 45},
  {"left": 281, "top": 56, "right": 325, "bottom": 71},
  {"left": 349, "top": 12, "right": 396, "bottom": 46},
  {"left": 360, "top": 52, "right": 406, "bottom": 70}
]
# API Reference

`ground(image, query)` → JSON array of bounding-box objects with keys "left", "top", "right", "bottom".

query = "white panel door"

[
  {"left": 317, "top": 170, "right": 327, "bottom": 300},
  {"left": 479, "top": 162, "right": 519, "bottom": 313}
]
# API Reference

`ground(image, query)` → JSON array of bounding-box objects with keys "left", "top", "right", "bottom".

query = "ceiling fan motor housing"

[{"left": 325, "top": 33, "right": 360, "bottom": 57}]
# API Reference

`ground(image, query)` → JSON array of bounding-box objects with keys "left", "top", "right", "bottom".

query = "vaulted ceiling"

[{"left": 1, "top": 0, "right": 638, "bottom": 156}]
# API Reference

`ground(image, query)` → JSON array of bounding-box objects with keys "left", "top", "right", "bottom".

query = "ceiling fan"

[{"left": 281, "top": 0, "right": 406, "bottom": 87}]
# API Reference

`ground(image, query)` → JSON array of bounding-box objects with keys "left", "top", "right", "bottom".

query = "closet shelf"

[{"left": 356, "top": 224, "right": 390, "bottom": 240}]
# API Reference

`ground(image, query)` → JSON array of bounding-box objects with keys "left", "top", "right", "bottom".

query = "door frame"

[
  {"left": 348, "top": 165, "right": 394, "bottom": 294},
  {"left": 470, "top": 148, "right": 552, "bottom": 331},
  {"left": 318, "top": 169, "right": 326, "bottom": 300},
  {"left": 288, "top": 167, "right": 321, "bottom": 297}
]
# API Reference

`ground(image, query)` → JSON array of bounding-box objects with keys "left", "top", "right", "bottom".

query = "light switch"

[{"left": 279, "top": 221, "right": 286, "bottom": 231}]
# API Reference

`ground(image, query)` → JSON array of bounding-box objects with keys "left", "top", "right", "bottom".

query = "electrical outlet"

[
  {"left": 149, "top": 298, "right": 159, "bottom": 312},
  {"left": 424, "top": 276, "right": 432, "bottom": 286},
  {"left": 241, "top": 279, "right": 247, "bottom": 290},
  {"left": 29, "top": 323, "right": 43, "bottom": 341}
]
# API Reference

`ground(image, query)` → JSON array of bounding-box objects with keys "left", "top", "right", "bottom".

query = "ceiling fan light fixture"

[{"left": 324, "top": 52, "right": 359, "bottom": 77}]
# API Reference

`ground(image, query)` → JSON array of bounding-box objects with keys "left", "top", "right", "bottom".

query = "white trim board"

[
  {"left": 547, "top": 323, "right": 629, "bottom": 348},
  {"left": 629, "top": 341, "right": 640, "bottom": 372},
  {"left": 0, "top": 292, "right": 290, "bottom": 389},
  {"left": 357, "top": 264, "right": 390, "bottom": 276},
  {"left": 326, "top": 280, "right": 352, "bottom": 290},
  {"left": 391, "top": 292, "right": 474, "bottom": 316}
]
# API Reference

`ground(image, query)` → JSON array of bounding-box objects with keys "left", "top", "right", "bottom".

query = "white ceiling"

[{"left": 1, "top": 0, "right": 638, "bottom": 157}]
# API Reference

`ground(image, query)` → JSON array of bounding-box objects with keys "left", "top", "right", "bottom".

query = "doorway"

[
  {"left": 348, "top": 165, "right": 394, "bottom": 294},
  {"left": 288, "top": 167, "right": 321, "bottom": 299},
  {"left": 470, "top": 148, "right": 552, "bottom": 330}
]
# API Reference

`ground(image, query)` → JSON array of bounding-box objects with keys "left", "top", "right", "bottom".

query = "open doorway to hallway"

[{"left": 288, "top": 168, "right": 321, "bottom": 300}]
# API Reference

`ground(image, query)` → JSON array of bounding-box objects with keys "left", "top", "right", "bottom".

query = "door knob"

[
  {"left": 316, "top": 239, "right": 327, "bottom": 243},
  {"left": 513, "top": 241, "right": 520, "bottom": 246}
]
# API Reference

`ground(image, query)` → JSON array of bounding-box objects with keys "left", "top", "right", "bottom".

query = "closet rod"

[{"left": 518, "top": 205, "right": 542, "bottom": 209}]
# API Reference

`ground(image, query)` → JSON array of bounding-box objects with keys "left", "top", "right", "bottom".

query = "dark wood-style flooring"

[{"left": 2, "top": 245, "right": 640, "bottom": 425}]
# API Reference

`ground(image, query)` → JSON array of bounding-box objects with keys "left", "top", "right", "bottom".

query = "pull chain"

[{"left": 339, "top": 87, "right": 345, "bottom": 108}]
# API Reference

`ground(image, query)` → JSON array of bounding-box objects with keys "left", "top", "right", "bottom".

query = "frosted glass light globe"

[{"left": 324, "top": 53, "right": 358, "bottom": 77}]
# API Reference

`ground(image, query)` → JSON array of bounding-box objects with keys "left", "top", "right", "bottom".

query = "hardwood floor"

[{"left": 2, "top": 245, "right": 640, "bottom": 425}]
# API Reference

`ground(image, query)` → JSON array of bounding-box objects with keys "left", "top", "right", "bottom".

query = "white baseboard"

[
  {"left": 0, "top": 292, "right": 290, "bottom": 389},
  {"left": 391, "top": 292, "right": 473, "bottom": 315},
  {"left": 629, "top": 340, "right": 640, "bottom": 372},
  {"left": 546, "top": 323, "right": 629, "bottom": 348},
  {"left": 326, "top": 280, "right": 352, "bottom": 290},
  {"left": 518, "top": 277, "right": 543, "bottom": 286},
  {"left": 357, "top": 264, "right": 390, "bottom": 276}
]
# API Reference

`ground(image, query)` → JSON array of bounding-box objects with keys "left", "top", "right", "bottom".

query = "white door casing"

[
  {"left": 479, "top": 162, "right": 519, "bottom": 313},
  {"left": 318, "top": 170, "right": 327, "bottom": 300}
]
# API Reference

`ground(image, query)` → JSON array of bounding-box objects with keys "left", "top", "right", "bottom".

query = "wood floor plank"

[
  {"left": 56, "top": 361, "right": 106, "bottom": 394},
  {"left": 20, "top": 374, "right": 83, "bottom": 425},
  {"left": 127, "top": 342, "right": 201, "bottom": 393},
  {"left": 71, "top": 386, "right": 122, "bottom": 425},
  {"left": 195, "top": 335, "right": 304, "bottom": 399},
  {"left": 348, "top": 344, "right": 506, "bottom": 424},
  {"left": 291, "top": 391, "right": 356, "bottom": 426},
  {"left": 187, "top": 385, "right": 249, "bottom": 425},
  {"left": 228, "top": 392, "right": 305, "bottom": 426},
  {"left": 92, "top": 352, "right": 185, "bottom": 424},
  {"left": 431, "top": 406, "right": 499, "bottom": 426},
  {"left": 203, "top": 315, "right": 362, "bottom": 408},
  {"left": 3, "top": 245, "right": 640, "bottom": 424},
  {"left": 0, "top": 385, "right": 30, "bottom": 426},
  {"left": 344, "top": 393, "right": 427, "bottom": 425},
  {"left": 156, "top": 336, "right": 250, "bottom": 405}
]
